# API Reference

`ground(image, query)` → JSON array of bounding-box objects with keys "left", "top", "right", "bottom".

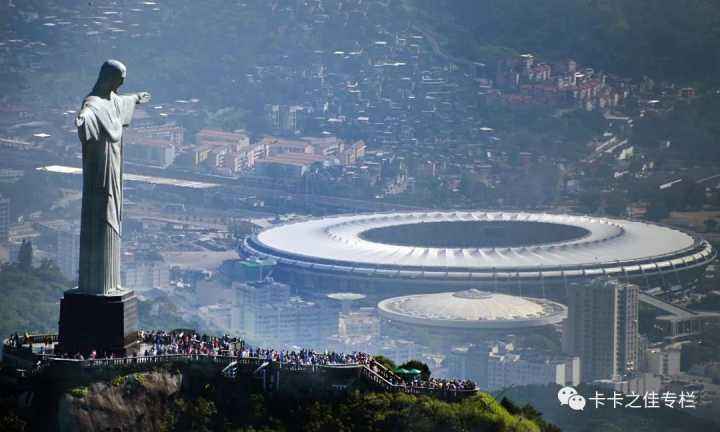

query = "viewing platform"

[{"left": 2, "top": 331, "right": 478, "bottom": 400}]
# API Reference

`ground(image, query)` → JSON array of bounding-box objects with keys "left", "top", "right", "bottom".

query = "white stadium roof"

[
  {"left": 245, "top": 211, "right": 715, "bottom": 280},
  {"left": 377, "top": 289, "right": 567, "bottom": 329}
]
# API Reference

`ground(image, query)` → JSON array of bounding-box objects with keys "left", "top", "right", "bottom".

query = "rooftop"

[
  {"left": 377, "top": 289, "right": 567, "bottom": 329},
  {"left": 246, "top": 211, "right": 714, "bottom": 278}
]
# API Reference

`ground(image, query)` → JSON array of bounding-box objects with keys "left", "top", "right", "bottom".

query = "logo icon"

[
  {"left": 557, "top": 386, "right": 578, "bottom": 406},
  {"left": 568, "top": 394, "right": 587, "bottom": 411}
]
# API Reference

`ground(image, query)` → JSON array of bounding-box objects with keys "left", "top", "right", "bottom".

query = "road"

[{"left": 697, "top": 173, "right": 720, "bottom": 184}]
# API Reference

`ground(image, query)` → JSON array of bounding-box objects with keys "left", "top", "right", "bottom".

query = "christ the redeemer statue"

[{"left": 76, "top": 60, "right": 150, "bottom": 295}]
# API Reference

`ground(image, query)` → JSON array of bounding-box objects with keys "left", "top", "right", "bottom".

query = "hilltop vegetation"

[
  {"left": 498, "top": 384, "right": 719, "bottom": 432},
  {"left": 411, "top": 0, "right": 720, "bottom": 85},
  {"left": 0, "top": 260, "right": 67, "bottom": 338},
  {"left": 239, "top": 391, "right": 554, "bottom": 432},
  {"left": 50, "top": 367, "right": 557, "bottom": 432},
  {"left": 0, "top": 261, "right": 558, "bottom": 431},
  {"left": 0, "top": 262, "right": 194, "bottom": 337},
  {"left": 632, "top": 93, "right": 720, "bottom": 160}
]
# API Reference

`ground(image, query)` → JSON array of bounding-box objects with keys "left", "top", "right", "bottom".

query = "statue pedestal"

[{"left": 58, "top": 289, "right": 139, "bottom": 356}]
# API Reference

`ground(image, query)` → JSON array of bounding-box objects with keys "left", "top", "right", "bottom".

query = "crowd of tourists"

[
  {"left": 5, "top": 333, "right": 26, "bottom": 350},
  {"left": 240, "top": 346, "right": 372, "bottom": 367},
  {"left": 138, "top": 330, "right": 371, "bottom": 367},
  {"left": 420, "top": 377, "right": 477, "bottom": 392},
  {"left": 140, "top": 330, "right": 238, "bottom": 357},
  {"left": 5, "top": 330, "right": 476, "bottom": 392},
  {"left": 367, "top": 358, "right": 476, "bottom": 392}
]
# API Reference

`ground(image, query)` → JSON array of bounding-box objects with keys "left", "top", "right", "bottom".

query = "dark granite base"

[{"left": 58, "top": 289, "right": 139, "bottom": 356}]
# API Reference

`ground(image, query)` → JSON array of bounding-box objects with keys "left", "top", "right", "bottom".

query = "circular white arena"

[
  {"left": 377, "top": 289, "right": 567, "bottom": 330},
  {"left": 376, "top": 289, "right": 567, "bottom": 350},
  {"left": 244, "top": 211, "right": 715, "bottom": 297}
]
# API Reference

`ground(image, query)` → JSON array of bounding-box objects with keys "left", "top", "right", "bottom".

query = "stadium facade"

[
  {"left": 244, "top": 211, "right": 715, "bottom": 300},
  {"left": 376, "top": 289, "right": 567, "bottom": 350}
]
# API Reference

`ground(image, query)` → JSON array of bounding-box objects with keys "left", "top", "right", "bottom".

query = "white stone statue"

[{"left": 76, "top": 60, "right": 150, "bottom": 295}]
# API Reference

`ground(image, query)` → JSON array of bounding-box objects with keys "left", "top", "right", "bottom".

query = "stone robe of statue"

[{"left": 76, "top": 60, "right": 150, "bottom": 295}]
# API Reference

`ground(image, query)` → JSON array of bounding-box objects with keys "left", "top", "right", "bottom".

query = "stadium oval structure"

[
  {"left": 244, "top": 211, "right": 715, "bottom": 297},
  {"left": 377, "top": 289, "right": 567, "bottom": 330}
]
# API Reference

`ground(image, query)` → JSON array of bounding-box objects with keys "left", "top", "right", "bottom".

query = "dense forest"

[
  {"left": 632, "top": 94, "right": 720, "bottom": 160},
  {"left": 168, "top": 390, "right": 556, "bottom": 432},
  {"left": 0, "top": 259, "right": 67, "bottom": 338}
]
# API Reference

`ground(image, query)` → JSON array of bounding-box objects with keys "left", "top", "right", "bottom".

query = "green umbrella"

[
  {"left": 406, "top": 368, "right": 422, "bottom": 376},
  {"left": 395, "top": 368, "right": 411, "bottom": 375}
]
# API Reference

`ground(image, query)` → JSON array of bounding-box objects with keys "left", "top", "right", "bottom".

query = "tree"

[
  {"left": 206, "top": 107, "right": 250, "bottom": 132},
  {"left": 372, "top": 355, "right": 396, "bottom": 371},
  {"left": 704, "top": 218, "right": 718, "bottom": 232},
  {"left": 0, "top": 405, "right": 26, "bottom": 432},
  {"left": 645, "top": 202, "right": 669, "bottom": 221},
  {"left": 399, "top": 360, "right": 432, "bottom": 381},
  {"left": 604, "top": 191, "right": 628, "bottom": 217},
  {"left": 230, "top": 221, "right": 259, "bottom": 239},
  {"left": 18, "top": 240, "right": 33, "bottom": 271},
  {"left": 500, "top": 397, "right": 520, "bottom": 414},
  {"left": 0, "top": 258, "right": 69, "bottom": 337}
]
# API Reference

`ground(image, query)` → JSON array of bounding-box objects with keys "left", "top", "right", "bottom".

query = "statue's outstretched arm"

[{"left": 135, "top": 92, "right": 151, "bottom": 104}]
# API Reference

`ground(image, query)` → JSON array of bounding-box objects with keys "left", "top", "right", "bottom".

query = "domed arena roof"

[{"left": 377, "top": 289, "right": 567, "bottom": 329}]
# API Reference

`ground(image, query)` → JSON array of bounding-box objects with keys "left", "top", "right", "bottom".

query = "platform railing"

[
  {"left": 3, "top": 335, "right": 478, "bottom": 397},
  {"left": 358, "top": 361, "right": 478, "bottom": 396}
]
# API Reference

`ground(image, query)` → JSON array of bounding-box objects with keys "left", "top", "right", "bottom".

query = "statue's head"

[{"left": 93, "top": 59, "right": 127, "bottom": 93}]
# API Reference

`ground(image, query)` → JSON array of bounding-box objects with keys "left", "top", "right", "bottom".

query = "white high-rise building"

[
  {"left": 0, "top": 194, "right": 9, "bottom": 244},
  {"left": 486, "top": 349, "right": 581, "bottom": 391},
  {"left": 447, "top": 342, "right": 580, "bottom": 390},
  {"left": 563, "top": 278, "right": 639, "bottom": 381},
  {"left": 646, "top": 347, "right": 681, "bottom": 377},
  {"left": 231, "top": 279, "right": 338, "bottom": 348},
  {"left": 56, "top": 225, "right": 80, "bottom": 282},
  {"left": 121, "top": 255, "right": 170, "bottom": 291}
]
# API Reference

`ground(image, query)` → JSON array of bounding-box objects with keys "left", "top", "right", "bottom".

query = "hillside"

[
  {"left": 409, "top": 0, "right": 720, "bottom": 86},
  {"left": 0, "top": 261, "right": 68, "bottom": 338},
  {"left": 2, "top": 363, "right": 558, "bottom": 432},
  {"left": 498, "top": 384, "right": 719, "bottom": 432},
  {"left": 0, "top": 263, "right": 195, "bottom": 338}
]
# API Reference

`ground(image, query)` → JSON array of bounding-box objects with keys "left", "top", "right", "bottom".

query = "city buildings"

[
  {"left": 250, "top": 135, "right": 366, "bottom": 177},
  {"left": 174, "top": 129, "right": 252, "bottom": 174},
  {"left": 231, "top": 279, "right": 339, "bottom": 349},
  {"left": 563, "top": 278, "right": 640, "bottom": 381},
  {"left": 125, "top": 138, "right": 176, "bottom": 168},
  {"left": 35, "top": 220, "right": 80, "bottom": 282},
  {"left": 219, "top": 258, "right": 276, "bottom": 282},
  {"left": 131, "top": 124, "right": 184, "bottom": 146},
  {"left": 338, "top": 307, "right": 379, "bottom": 339},
  {"left": 594, "top": 373, "right": 663, "bottom": 395},
  {"left": 196, "top": 129, "right": 250, "bottom": 151},
  {"left": 0, "top": 194, "right": 9, "bottom": 243},
  {"left": 124, "top": 124, "right": 183, "bottom": 168},
  {"left": 640, "top": 292, "right": 720, "bottom": 339},
  {"left": 447, "top": 341, "right": 580, "bottom": 390},
  {"left": 255, "top": 153, "right": 328, "bottom": 177},
  {"left": 266, "top": 104, "right": 306, "bottom": 135},
  {"left": 374, "top": 338, "right": 420, "bottom": 366},
  {"left": 54, "top": 224, "right": 80, "bottom": 282},
  {"left": 121, "top": 252, "right": 170, "bottom": 291},
  {"left": 646, "top": 347, "right": 682, "bottom": 377}
]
